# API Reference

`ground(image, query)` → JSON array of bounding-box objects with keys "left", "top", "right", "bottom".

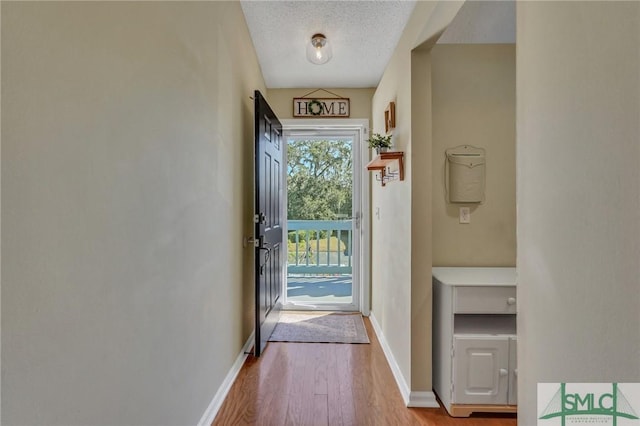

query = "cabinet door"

[
  {"left": 508, "top": 337, "right": 517, "bottom": 405},
  {"left": 453, "top": 336, "right": 509, "bottom": 405}
]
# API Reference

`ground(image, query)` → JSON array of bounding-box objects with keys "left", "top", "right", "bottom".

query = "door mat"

[{"left": 268, "top": 311, "right": 370, "bottom": 344}]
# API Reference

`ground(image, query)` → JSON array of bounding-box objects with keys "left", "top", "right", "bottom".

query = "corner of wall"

[
  {"left": 369, "top": 0, "right": 464, "bottom": 399},
  {"left": 410, "top": 46, "right": 434, "bottom": 392}
]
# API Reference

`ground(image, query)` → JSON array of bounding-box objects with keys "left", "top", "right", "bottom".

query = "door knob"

[
  {"left": 499, "top": 368, "right": 508, "bottom": 377},
  {"left": 245, "top": 237, "right": 259, "bottom": 248},
  {"left": 507, "top": 297, "right": 516, "bottom": 305}
]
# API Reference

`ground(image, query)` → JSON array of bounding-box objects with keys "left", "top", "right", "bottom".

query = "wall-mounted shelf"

[{"left": 367, "top": 151, "right": 404, "bottom": 186}]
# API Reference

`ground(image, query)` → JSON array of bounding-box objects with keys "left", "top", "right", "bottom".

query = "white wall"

[
  {"left": 517, "top": 2, "right": 640, "bottom": 424},
  {"left": 1, "top": 2, "right": 264, "bottom": 424}
]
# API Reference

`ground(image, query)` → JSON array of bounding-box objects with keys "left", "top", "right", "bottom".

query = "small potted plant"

[{"left": 368, "top": 133, "right": 392, "bottom": 154}]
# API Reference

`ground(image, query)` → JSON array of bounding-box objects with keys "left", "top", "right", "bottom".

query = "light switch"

[{"left": 459, "top": 207, "right": 471, "bottom": 224}]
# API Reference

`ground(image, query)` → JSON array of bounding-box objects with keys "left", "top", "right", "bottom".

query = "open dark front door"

[{"left": 254, "top": 90, "right": 283, "bottom": 357}]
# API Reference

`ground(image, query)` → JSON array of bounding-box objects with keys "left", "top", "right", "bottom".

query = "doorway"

[{"left": 281, "top": 119, "right": 370, "bottom": 314}]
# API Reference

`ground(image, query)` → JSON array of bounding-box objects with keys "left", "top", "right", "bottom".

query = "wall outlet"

[{"left": 459, "top": 207, "right": 471, "bottom": 224}]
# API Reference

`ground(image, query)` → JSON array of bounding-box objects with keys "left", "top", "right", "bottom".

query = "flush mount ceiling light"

[{"left": 306, "top": 33, "right": 333, "bottom": 65}]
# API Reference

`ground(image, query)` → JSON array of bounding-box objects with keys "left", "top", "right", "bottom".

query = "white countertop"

[{"left": 432, "top": 267, "right": 517, "bottom": 287}]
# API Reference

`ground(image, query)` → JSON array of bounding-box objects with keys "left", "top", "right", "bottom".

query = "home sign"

[{"left": 293, "top": 98, "right": 350, "bottom": 118}]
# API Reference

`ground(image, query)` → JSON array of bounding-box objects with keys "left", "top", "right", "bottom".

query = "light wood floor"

[{"left": 213, "top": 317, "right": 517, "bottom": 425}]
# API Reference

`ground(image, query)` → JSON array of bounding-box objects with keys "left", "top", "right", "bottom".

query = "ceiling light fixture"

[{"left": 306, "top": 33, "right": 332, "bottom": 65}]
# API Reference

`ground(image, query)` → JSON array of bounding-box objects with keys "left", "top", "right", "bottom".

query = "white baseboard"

[
  {"left": 368, "top": 312, "right": 411, "bottom": 405},
  {"left": 197, "top": 332, "right": 254, "bottom": 426},
  {"left": 368, "top": 312, "right": 439, "bottom": 409},
  {"left": 408, "top": 391, "right": 439, "bottom": 408}
]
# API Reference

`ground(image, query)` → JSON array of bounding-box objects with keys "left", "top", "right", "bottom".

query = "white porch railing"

[{"left": 287, "top": 220, "right": 353, "bottom": 275}]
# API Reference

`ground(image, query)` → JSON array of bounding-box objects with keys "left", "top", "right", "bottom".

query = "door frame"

[{"left": 281, "top": 118, "right": 370, "bottom": 316}]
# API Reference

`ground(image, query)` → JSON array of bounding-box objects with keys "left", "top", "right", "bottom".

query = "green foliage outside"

[
  {"left": 287, "top": 230, "right": 328, "bottom": 242},
  {"left": 286, "top": 236, "right": 347, "bottom": 264},
  {"left": 287, "top": 139, "right": 352, "bottom": 220}
]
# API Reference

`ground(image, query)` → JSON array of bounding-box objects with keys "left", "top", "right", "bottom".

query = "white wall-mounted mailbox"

[{"left": 446, "top": 145, "right": 486, "bottom": 203}]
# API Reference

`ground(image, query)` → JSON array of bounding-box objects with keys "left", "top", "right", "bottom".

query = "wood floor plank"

[
  {"left": 212, "top": 317, "right": 517, "bottom": 426},
  {"left": 325, "top": 343, "right": 343, "bottom": 426},
  {"left": 313, "top": 394, "right": 329, "bottom": 426},
  {"left": 255, "top": 344, "right": 290, "bottom": 425},
  {"left": 301, "top": 344, "right": 321, "bottom": 426},
  {"left": 349, "top": 342, "right": 370, "bottom": 424},
  {"left": 285, "top": 343, "right": 318, "bottom": 426},
  {"left": 334, "top": 344, "right": 357, "bottom": 425},
  {"left": 313, "top": 343, "right": 329, "bottom": 396},
  {"left": 284, "top": 343, "right": 307, "bottom": 426}
]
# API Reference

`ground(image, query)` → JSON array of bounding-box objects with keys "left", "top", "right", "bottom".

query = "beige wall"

[
  {"left": 409, "top": 46, "right": 434, "bottom": 393},
  {"left": 517, "top": 2, "right": 640, "bottom": 424},
  {"left": 267, "top": 88, "right": 375, "bottom": 122},
  {"left": 431, "top": 44, "right": 516, "bottom": 267},
  {"left": 371, "top": 30, "right": 414, "bottom": 392},
  {"left": 1, "top": 2, "right": 263, "bottom": 424},
  {"left": 370, "top": 0, "right": 463, "bottom": 399}
]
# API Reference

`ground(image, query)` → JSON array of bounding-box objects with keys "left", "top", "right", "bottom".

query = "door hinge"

[{"left": 254, "top": 214, "right": 260, "bottom": 224}]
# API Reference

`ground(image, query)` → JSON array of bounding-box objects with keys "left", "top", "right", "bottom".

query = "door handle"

[
  {"left": 258, "top": 244, "right": 271, "bottom": 257},
  {"left": 340, "top": 214, "right": 360, "bottom": 229},
  {"left": 257, "top": 241, "right": 271, "bottom": 275}
]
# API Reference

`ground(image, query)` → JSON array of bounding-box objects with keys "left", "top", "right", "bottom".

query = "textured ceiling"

[{"left": 240, "top": 1, "right": 417, "bottom": 89}]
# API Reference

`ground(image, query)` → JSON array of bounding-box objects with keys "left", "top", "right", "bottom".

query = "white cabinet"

[
  {"left": 508, "top": 337, "right": 517, "bottom": 406},
  {"left": 433, "top": 267, "right": 517, "bottom": 417}
]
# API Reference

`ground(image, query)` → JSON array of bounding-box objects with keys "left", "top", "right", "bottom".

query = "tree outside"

[{"left": 287, "top": 138, "right": 352, "bottom": 220}]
